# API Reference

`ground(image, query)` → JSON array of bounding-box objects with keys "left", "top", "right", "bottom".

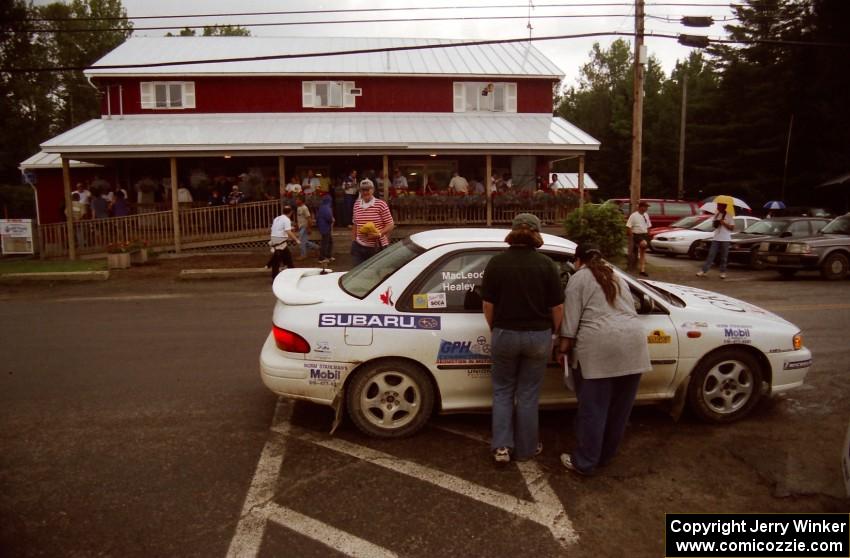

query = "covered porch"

[{"left": 34, "top": 112, "right": 599, "bottom": 258}]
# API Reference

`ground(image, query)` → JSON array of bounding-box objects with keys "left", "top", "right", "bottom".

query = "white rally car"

[{"left": 260, "top": 229, "right": 811, "bottom": 438}]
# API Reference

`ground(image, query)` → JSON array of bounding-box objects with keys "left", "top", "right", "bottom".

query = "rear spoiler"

[{"left": 272, "top": 268, "right": 326, "bottom": 305}]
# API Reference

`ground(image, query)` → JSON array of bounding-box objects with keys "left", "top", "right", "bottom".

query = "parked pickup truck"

[{"left": 756, "top": 213, "right": 850, "bottom": 280}]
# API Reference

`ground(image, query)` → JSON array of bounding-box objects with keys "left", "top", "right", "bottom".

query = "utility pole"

[
  {"left": 677, "top": 71, "right": 688, "bottom": 200},
  {"left": 628, "top": 0, "right": 645, "bottom": 271},
  {"left": 781, "top": 114, "right": 794, "bottom": 201}
]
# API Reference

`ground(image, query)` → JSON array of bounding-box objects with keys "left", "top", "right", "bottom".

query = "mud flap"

[
  {"left": 329, "top": 389, "right": 344, "bottom": 435},
  {"left": 667, "top": 375, "right": 690, "bottom": 422}
]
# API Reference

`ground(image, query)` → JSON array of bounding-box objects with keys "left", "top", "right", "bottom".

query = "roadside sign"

[{"left": 0, "top": 219, "right": 35, "bottom": 255}]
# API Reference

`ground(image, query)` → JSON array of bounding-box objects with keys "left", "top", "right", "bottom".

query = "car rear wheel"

[
  {"left": 820, "top": 252, "right": 849, "bottom": 281},
  {"left": 749, "top": 248, "right": 767, "bottom": 270},
  {"left": 687, "top": 349, "right": 763, "bottom": 423},
  {"left": 346, "top": 359, "right": 434, "bottom": 438}
]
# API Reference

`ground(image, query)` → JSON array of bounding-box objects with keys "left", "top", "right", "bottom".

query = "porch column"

[
  {"left": 278, "top": 155, "right": 286, "bottom": 198},
  {"left": 578, "top": 155, "right": 585, "bottom": 209},
  {"left": 485, "top": 154, "right": 493, "bottom": 226},
  {"left": 61, "top": 157, "right": 77, "bottom": 260},
  {"left": 170, "top": 157, "right": 181, "bottom": 254},
  {"left": 382, "top": 155, "right": 389, "bottom": 200}
]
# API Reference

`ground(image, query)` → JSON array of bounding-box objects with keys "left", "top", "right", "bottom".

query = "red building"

[{"left": 21, "top": 36, "right": 599, "bottom": 255}]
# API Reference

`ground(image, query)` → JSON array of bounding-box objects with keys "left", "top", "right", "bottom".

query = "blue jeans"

[
  {"left": 701, "top": 240, "right": 731, "bottom": 273},
  {"left": 490, "top": 328, "right": 551, "bottom": 460},
  {"left": 571, "top": 367, "right": 642, "bottom": 474},
  {"left": 343, "top": 194, "right": 357, "bottom": 226},
  {"left": 320, "top": 232, "right": 333, "bottom": 260},
  {"left": 298, "top": 226, "right": 318, "bottom": 257}
]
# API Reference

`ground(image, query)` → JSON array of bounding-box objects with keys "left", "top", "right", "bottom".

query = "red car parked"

[{"left": 609, "top": 198, "right": 703, "bottom": 228}]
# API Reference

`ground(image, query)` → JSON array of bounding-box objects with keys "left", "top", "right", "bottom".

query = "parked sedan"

[
  {"left": 260, "top": 229, "right": 811, "bottom": 438},
  {"left": 756, "top": 213, "right": 850, "bottom": 279},
  {"left": 647, "top": 214, "right": 712, "bottom": 251},
  {"left": 651, "top": 216, "right": 761, "bottom": 259},
  {"left": 692, "top": 217, "right": 830, "bottom": 269}
]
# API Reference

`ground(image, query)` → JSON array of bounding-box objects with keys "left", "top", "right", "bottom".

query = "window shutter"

[
  {"left": 140, "top": 82, "right": 154, "bottom": 109},
  {"left": 453, "top": 82, "right": 465, "bottom": 112},
  {"left": 343, "top": 81, "right": 356, "bottom": 108},
  {"left": 302, "top": 81, "right": 315, "bottom": 108},
  {"left": 182, "top": 82, "right": 196, "bottom": 108},
  {"left": 506, "top": 83, "right": 517, "bottom": 112}
]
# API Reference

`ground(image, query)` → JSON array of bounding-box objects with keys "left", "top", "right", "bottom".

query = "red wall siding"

[
  {"left": 32, "top": 168, "right": 105, "bottom": 224},
  {"left": 96, "top": 76, "right": 557, "bottom": 115}
]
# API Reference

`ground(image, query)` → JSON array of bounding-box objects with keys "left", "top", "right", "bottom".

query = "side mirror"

[{"left": 779, "top": 231, "right": 792, "bottom": 238}]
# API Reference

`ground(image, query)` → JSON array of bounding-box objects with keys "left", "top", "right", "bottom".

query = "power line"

[
  {"left": 4, "top": 31, "right": 846, "bottom": 74},
  {"left": 18, "top": 3, "right": 744, "bottom": 23},
  {"left": 15, "top": 13, "right": 639, "bottom": 34}
]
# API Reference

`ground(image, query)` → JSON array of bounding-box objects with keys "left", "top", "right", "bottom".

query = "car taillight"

[{"left": 272, "top": 325, "right": 311, "bottom": 353}]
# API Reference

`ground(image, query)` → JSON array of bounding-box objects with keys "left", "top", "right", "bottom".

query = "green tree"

[
  {"left": 38, "top": 0, "right": 133, "bottom": 132},
  {"left": 167, "top": 25, "right": 251, "bottom": 37}
]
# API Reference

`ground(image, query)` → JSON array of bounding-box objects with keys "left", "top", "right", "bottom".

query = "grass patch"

[{"left": 0, "top": 257, "right": 106, "bottom": 274}]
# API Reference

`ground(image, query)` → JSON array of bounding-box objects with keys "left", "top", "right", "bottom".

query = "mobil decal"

[
  {"left": 319, "top": 313, "right": 441, "bottom": 330},
  {"left": 720, "top": 324, "right": 753, "bottom": 345},
  {"left": 304, "top": 362, "right": 348, "bottom": 385}
]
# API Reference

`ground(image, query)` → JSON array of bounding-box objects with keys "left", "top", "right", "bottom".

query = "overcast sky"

[{"left": 59, "top": 0, "right": 738, "bottom": 86}]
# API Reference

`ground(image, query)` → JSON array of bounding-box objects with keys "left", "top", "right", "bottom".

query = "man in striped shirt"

[{"left": 350, "top": 180, "right": 394, "bottom": 266}]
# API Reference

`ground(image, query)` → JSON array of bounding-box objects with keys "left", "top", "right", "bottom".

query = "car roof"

[{"left": 409, "top": 228, "right": 576, "bottom": 251}]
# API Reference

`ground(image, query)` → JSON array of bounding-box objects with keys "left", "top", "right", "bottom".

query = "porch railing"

[{"left": 37, "top": 199, "right": 571, "bottom": 257}]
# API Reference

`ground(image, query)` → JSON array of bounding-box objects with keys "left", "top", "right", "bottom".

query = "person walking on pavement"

[
  {"left": 481, "top": 213, "right": 564, "bottom": 465},
  {"left": 557, "top": 243, "right": 651, "bottom": 475},
  {"left": 626, "top": 200, "right": 652, "bottom": 277},
  {"left": 268, "top": 205, "right": 300, "bottom": 279},
  {"left": 295, "top": 198, "right": 319, "bottom": 259},
  {"left": 697, "top": 202, "right": 735, "bottom": 279},
  {"left": 317, "top": 195, "right": 335, "bottom": 265}
]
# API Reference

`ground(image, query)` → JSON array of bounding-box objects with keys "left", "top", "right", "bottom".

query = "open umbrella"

[
  {"left": 764, "top": 200, "right": 786, "bottom": 210},
  {"left": 699, "top": 195, "right": 750, "bottom": 217}
]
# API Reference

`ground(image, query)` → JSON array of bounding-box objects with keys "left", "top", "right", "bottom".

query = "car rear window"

[
  {"left": 340, "top": 239, "right": 424, "bottom": 298},
  {"left": 821, "top": 215, "right": 850, "bottom": 235},
  {"left": 663, "top": 202, "right": 696, "bottom": 216}
]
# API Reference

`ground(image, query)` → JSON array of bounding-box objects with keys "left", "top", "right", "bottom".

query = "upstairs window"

[
  {"left": 302, "top": 81, "right": 359, "bottom": 108},
  {"left": 453, "top": 82, "right": 517, "bottom": 113},
  {"left": 140, "top": 82, "right": 195, "bottom": 109}
]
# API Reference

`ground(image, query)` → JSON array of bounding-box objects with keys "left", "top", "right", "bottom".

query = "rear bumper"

[{"left": 259, "top": 333, "right": 353, "bottom": 406}]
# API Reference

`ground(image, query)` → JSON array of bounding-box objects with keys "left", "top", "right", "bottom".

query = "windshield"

[
  {"left": 694, "top": 218, "right": 716, "bottom": 232},
  {"left": 743, "top": 219, "right": 789, "bottom": 235},
  {"left": 821, "top": 215, "right": 850, "bottom": 235},
  {"left": 340, "top": 239, "right": 424, "bottom": 298},
  {"left": 670, "top": 215, "right": 704, "bottom": 229}
]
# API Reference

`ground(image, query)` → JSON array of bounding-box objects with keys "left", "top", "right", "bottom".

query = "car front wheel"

[
  {"left": 346, "top": 359, "right": 435, "bottom": 438},
  {"left": 820, "top": 252, "right": 849, "bottom": 281},
  {"left": 749, "top": 248, "right": 767, "bottom": 270},
  {"left": 687, "top": 349, "right": 763, "bottom": 423},
  {"left": 687, "top": 243, "right": 699, "bottom": 260}
]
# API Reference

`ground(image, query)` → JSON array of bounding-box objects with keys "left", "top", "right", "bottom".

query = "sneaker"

[
  {"left": 329, "top": 257, "right": 336, "bottom": 262},
  {"left": 719, "top": 273, "right": 726, "bottom": 279},
  {"left": 696, "top": 271, "right": 706, "bottom": 277},
  {"left": 318, "top": 258, "right": 329, "bottom": 265},
  {"left": 639, "top": 271, "right": 649, "bottom": 277},
  {"left": 560, "top": 453, "right": 591, "bottom": 476},
  {"left": 493, "top": 447, "right": 511, "bottom": 464}
]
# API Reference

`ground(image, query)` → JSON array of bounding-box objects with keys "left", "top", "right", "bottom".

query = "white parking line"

[{"left": 229, "top": 399, "right": 577, "bottom": 556}]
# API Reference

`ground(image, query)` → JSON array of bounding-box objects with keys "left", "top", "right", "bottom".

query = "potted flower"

[
  {"left": 106, "top": 241, "right": 132, "bottom": 269},
  {"left": 129, "top": 239, "right": 150, "bottom": 264}
]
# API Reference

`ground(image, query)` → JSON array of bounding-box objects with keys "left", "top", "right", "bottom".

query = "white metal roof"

[
  {"left": 18, "top": 151, "right": 102, "bottom": 169},
  {"left": 85, "top": 36, "right": 564, "bottom": 79},
  {"left": 40, "top": 113, "right": 600, "bottom": 155},
  {"left": 551, "top": 172, "right": 598, "bottom": 190}
]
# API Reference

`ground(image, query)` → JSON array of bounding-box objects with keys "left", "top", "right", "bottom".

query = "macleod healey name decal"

[{"left": 319, "top": 313, "right": 441, "bottom": 330}]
